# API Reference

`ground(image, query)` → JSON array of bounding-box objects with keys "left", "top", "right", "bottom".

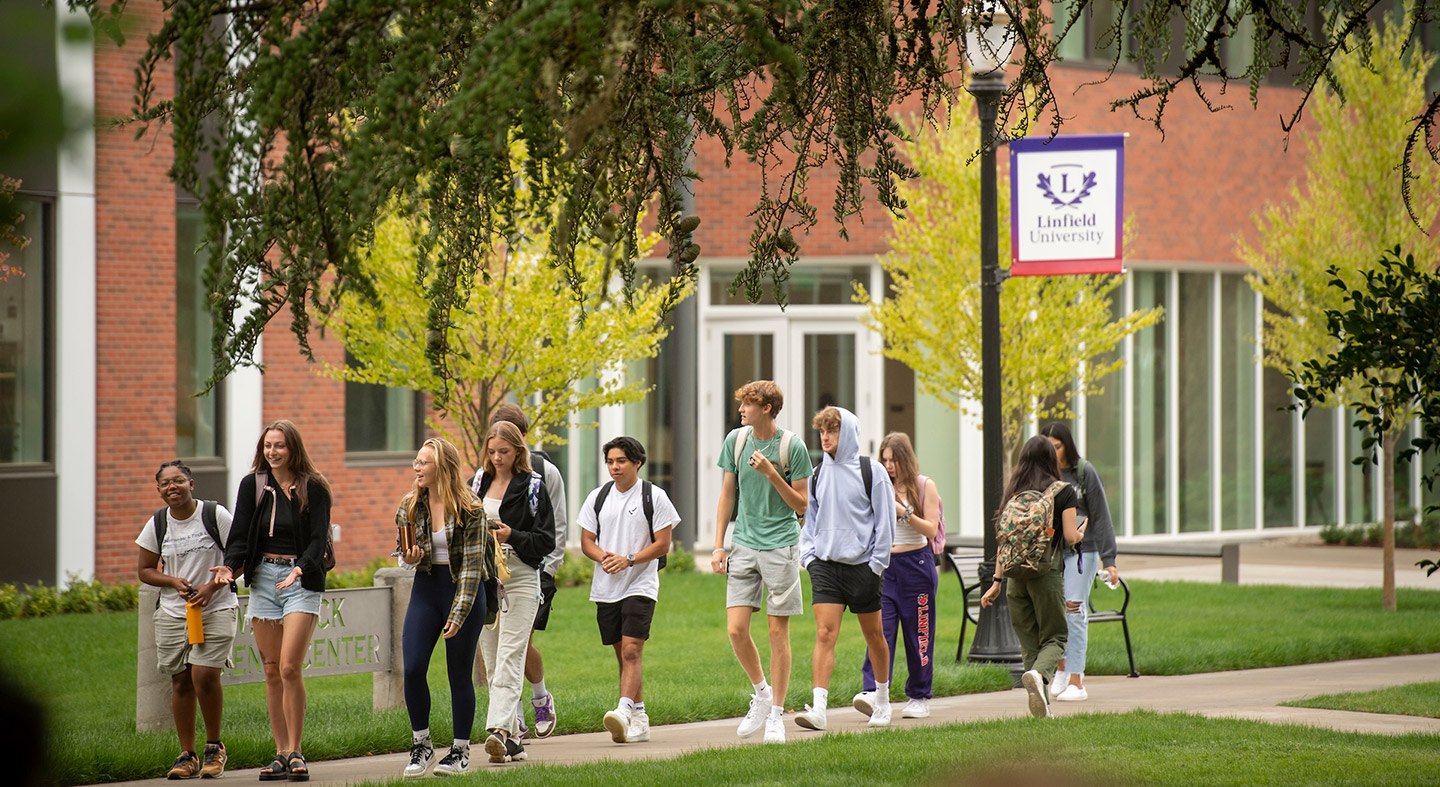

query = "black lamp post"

[{"left": 961, "top": 6, "right": 1023, "bottom": 683}]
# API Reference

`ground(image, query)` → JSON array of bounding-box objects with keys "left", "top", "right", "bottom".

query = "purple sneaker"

[{"left": 532, "top": 693, "right": 557, "bottom": 738}]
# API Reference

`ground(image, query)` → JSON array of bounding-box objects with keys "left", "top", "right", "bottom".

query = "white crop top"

[
  {"left": 430, "top": 524, "right": 450, "bottom": 564},
  {"left": 893, "top": 496, "right": 927, "bottom": 548}
]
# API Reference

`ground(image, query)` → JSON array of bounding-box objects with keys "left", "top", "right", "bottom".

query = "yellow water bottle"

[{"left": 186, "top": 602, "right": 205, "bottom": 644}]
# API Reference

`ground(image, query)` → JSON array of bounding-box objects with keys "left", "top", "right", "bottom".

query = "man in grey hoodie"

[{"left": 795, "top": 406, "right": 896, "bottom": 731}]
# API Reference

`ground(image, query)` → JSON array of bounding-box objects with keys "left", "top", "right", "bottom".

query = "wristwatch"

[{"left": 627, "top": 553, "right": 636, "bottom": 566}]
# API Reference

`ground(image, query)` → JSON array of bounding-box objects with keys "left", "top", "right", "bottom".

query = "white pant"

[{"left": 480, "top": 551, "right": 540, "bottom": 734}]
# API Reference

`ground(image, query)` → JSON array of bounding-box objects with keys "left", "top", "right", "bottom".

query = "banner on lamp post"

[{"left": 1009, "top": 134, "right": 1125, "bottom": 276}]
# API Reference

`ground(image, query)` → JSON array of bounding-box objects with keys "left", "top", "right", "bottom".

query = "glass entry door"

[{"left": 697, "top": 318, "right": 882, "bottom": 550}]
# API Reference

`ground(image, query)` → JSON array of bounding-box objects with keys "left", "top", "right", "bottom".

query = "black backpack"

[
  {"left": 592, "top": 480, "right": 666, "bottom": 570},
  {"left": 809, "top": 457, "right": 876, "bottom": 515},
  {"left": 152, "top": 500, "right": 236, "bottom": 592}
]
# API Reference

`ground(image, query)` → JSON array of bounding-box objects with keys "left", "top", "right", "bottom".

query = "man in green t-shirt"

[{"left": 711, "top": 380, "right": 814, "bottom": 744}]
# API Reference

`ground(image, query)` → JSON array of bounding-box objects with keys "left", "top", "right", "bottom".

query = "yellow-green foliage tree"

[
  {"left": 858, "top": 95, "right": 1162, "bottom": 475},
  {"left": 1240, "top": 21, "right": 1439, "bottom": 611},
  {"left": 325, "top": 193, "right": 692, "bottom": 466}
]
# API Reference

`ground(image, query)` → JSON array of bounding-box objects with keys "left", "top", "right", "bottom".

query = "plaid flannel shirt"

[{"left": 396, "top": 498, "right": 498, "bottom": 630}]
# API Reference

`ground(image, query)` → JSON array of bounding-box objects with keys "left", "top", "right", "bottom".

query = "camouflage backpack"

[{"left": 995, "top": 481, "right": 1068, "bottom": 579}]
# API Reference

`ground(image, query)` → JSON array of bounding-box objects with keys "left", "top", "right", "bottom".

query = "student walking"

[
  {"left": 486, "top": 404, "right": 567, "bottom": 739},
  {"left": 980, "top": 435, "right": 1086, "bottom": 719},
  {"left": 1039, "top": 422, "right": 1120, "bottom": 703},
  {"left": 856, "top": 432, "right": 940, "bottom": 720},
  {"left": 213, "top": 420, "right": 332, "bottom": 781},
  {"left": 794, "top": 407, "right": 895, "bottom": 732},
  {"left": 397, "top": 438, "right": 495, "bottom": 778},
  {"left": 712, "top": 380, "right": 814, "bottom": 744},
  {"left": 473, "top": 421, "right": 556, "bottom": 765},
  {"left": 136, "top": 460, "right": 238, "bottom": 780},
  {"left": 577, "top": 437, "right": 679, "bottom": 744}
]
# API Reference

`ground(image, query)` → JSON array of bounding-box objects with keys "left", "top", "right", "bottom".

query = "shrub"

[
  {"left": 554, "top": 549, "right": 594, "bottom": 587},
  {"left": 100, "top": 582, "right": 138, "bottom": 612},
  {"left": 326, "top": 556, "right": 391, "bottom": 589},
  {"left": 0, "top": 583, "right": 20, "bottom": 620},
  {"left": 59, "top": 575, "right": 101, "bottom": 615},
  {"left": 1320, "top": 523, "right": 1344, "bottom": 545},
  {"left": 1342, "top": 525, "right": 1366, "bottom": 546},
  {"left": 22, "top": 583, "right": 60, "bottom": 618},
  {"left": 662, "top": 548, "right": 696, "bottom": 573}
]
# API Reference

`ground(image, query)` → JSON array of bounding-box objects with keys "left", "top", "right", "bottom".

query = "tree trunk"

[{"left": 1382, "top": 428, "right": 1397, "bottom": 611}]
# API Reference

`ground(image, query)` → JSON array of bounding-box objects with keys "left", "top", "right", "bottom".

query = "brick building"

[{"left": 2, "top": 2, "right": 1436, "bottom": 585}]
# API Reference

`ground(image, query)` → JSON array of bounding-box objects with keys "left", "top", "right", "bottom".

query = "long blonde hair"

[
  {"left": 403, "top": 438, "right": 481, "bottom": 526},
  {"left": 482, "top": 420, "right": 532, "bottom": 477},
  {"left": 251, "top": 419, "right": 329, "bottom": 512},
  {"left": 880, "top": 432, "right": 921, "bottom": 506}
]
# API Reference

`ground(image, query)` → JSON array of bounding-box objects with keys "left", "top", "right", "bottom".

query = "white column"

[
  {"left": 1167, "top": 270, "right": 1180, "bottom": 535},
  {"left": 1210, "top": 271, "right": 1222, "bottom": 532},
  {"left": 225, "top": 365, "right": 264, "bottom": 507},
  {"left": 957, "top": 399, "right": 985, "bottom": 538},
  {"left": 53, "top": 4, "right": 97, "bottom": 581},
  {"left": 1252, "top": 287, "right": 1264, "bottom": 531},
  {"left": 1335, "top": 406, "right": 1347, "bottom": 525},
  {"left": 1121, "top": 275, "right": 1134, "bottom": 538}
]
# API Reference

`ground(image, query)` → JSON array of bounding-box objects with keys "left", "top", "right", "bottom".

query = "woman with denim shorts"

[{"left": 214, "top": 419, "right": 331, "bottom": 782}]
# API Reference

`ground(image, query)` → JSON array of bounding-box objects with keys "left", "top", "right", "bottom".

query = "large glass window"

[
  {"left": 801, "top": 332, "right": 856, "bottom": 466},
  {"left": 1177, "top": 273, "right": 1212, "bottom": 533},
  {"left": 1083, "top": 281, "right": 1125, "bottom": 532},
  {"left": 176, "top": 204, "right": 221, "bottom": 458},
  {"left": 1345, "top": 409, "right": 1376, "bottom": 525},
  {"left": 1131, "top": 271, "right": 1168, "bottom": 535},
  {"left": 0, "top": 198, "right": 48, "bottom": 465},
  {"left": 344, "top": 353, "right": 422, "bottom": 454},
  {"left": 1304, "top": 407, "right": 1339, "bottom": 526},
  {"left": 625, "top": 330, "right": 676, "bottom": 488},
  {"left": 709, "top": 266, "right": 868, "bottom": 306},
  {"left": 1219, "top": 274, "right": 1256, "bottom": 530},
  {"left": 1261, "top": 366, "right": 1297, "bottom": 528}
]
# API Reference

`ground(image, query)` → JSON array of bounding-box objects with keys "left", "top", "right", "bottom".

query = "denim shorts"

[{"left": 245, "top": 559, "right": 323, "bottom": 621}]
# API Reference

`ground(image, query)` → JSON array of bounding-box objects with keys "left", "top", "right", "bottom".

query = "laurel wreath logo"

[{"left": 1036, "top": 171, "right": 1098, "bottom": 207}]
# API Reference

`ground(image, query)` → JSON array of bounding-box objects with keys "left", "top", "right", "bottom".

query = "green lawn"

[
  {"left": 1284, "top": 681, "right": 1440, "bottom": 719},
  {"left": 3, "top": 572, "right": 1440, "bottom": 785},
  {"left": 351, "top": 712, "right": 1440, "bottom": 787}
]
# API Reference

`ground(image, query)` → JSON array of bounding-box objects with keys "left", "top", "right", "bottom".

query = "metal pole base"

[{"left": 966, "top": 566, "right": 1024, "bottom": 686}]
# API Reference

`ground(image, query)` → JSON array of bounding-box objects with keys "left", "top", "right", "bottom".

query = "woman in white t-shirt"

[
  {"left": 136, "top": 460, "right": 238, "bottom": 780},
  {"left": 854, "top": 433, "right": 940, "bottom": 720}
]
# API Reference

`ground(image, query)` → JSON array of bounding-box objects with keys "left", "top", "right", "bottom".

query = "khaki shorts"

[
  {"left": 725, "top": 543, "right": 803, "bottom": 616},
  {"left": 154, "top": 607, "right": 238, "bottom": 675}
]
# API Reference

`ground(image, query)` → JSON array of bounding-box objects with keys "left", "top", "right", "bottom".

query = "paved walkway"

[
  {"left": 1120, "top": 540, "right": 1439, "bottom": 589},
  {"left": 98, "top": 653, "right": 1440, "bottom": 786}
]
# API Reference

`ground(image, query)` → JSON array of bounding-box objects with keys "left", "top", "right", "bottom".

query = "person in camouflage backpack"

[{"left": 979, "top": 436, "right": 1086, "bottom": 719}]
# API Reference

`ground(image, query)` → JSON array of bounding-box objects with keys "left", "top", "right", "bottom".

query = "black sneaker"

[
  {"left": 433, "top": 745, "right": 469, "bottom": 776},
  {"left": 504, "top": 737, "right": 527, "bottom": 762},
  {"left": 402, "top": 737, "right": 434, "bottom": 779}
]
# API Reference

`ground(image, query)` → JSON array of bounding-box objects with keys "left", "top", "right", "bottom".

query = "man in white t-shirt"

[
  {"left": 578, "top": 436, "right": 679, "bottom": 745},
  {"left": 135, "top": 460, "right": 239, "bottom": 780}
]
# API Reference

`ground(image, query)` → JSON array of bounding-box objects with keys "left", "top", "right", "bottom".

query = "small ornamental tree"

[
  {"left": 324, "top": 190, "right": 692, "bottom": 466},
  {"left": 1241, "top": 22, "right": 1440, "bottom": 609},
  {"left": 1290, "top": 248, "right": 1440, "bottom": 583},
  {"left": 857, "top": 96, "right": 1162, "bottom": 477}
]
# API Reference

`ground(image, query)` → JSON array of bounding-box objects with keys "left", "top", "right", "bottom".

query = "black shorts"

[
  {"left": 596, "top": 596, "right": 655, "bottom": 646},
  {"left": 807, "top": 559, "right": 883, "bottom": 614},
  {"left": 531, "top": 571, "right": 558, "bottom": 631}
]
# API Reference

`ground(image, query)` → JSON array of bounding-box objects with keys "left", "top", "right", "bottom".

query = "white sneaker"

[
  {"left": 531, "top": 693, "right": 557, "bottom": 738},
  {"left": 793, "top": 703, "right": 827, "bottom": 731},
  {"left": 851, "top": 691, "right": 875, "bottom": 716},
  {"left": 603, "top": 709, "right": 631, "bottom": 743},
  {"left": 626, "top": 711, "right": 650, "bottom": 742},
  {"left": 901, "top": 698, "right": 930, "bottom": 718},
  {"left": 1049, "top": 671, "right": 1069, "bottom": 698},
  {"left": 867, "top": 699, "right": 891, "bottom": 727},
  {"left": 1022, "top": 670, "right": 1052, "bottom": 718},
  {"left": 1055, "top": 684, "right": 1089, "bottom": 702},
  {"left": 763, "top": 715, "right": 785, "bottom": 743},
  {"left": 736, "top": 690, "right": 771, "bottom": 738},
  {"left": 403, "top": 737, "right": 434, "bottom": 778}
]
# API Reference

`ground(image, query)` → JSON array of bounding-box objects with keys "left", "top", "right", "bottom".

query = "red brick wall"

[{"left": 93, "top": 0, "right": 177, "bottom": 581}]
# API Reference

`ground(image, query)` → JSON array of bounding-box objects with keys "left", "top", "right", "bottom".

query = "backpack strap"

[
  {"left": 592, "top": 480, "right": 659, "bottom": 547},
  {"left": 915, "top": 474, "right": 927, "bottom": 512},
  {"left": 1072, "top": 459, "right": 1088, "bottom": 501},
  {"left": 732, "top": 426, "right": 752, "bottom": 472},
  {"left": 254, "top": 472, "right": 269, "bottom": 507},
  {"left": 809, "top": 459, "right": 875, "bottom": 514},
  {"left": 527, "top": 472, "right": 543, "bottom": 516},
  {"left": 152, "top": 507, "right": 170, "bottom": 562},
  {"left": 777, "top": 430, "right": 792, "bottom": 478},
  {"left": 593, "top": 481, "right": 616, "bottom": 540},
  {"left": 199, "top": 501, "right": 223, "bottom": 550}
]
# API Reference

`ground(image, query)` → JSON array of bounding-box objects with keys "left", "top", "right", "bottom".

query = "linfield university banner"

[{"left": 1008, "top": 133, "right": 1125, "bottom": 276}]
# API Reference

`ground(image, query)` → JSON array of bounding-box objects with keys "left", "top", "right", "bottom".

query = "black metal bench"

[{"left": 944, "top": 547, "right": 1139, "bottom": 676}]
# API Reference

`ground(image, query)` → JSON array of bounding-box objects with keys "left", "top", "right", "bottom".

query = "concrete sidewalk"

[
  {"left": 1120, "top": 540, "right": 1439, "bottom": 589},
  {"left": 96, "top": 653, "right": 1440, "bottom": 786}
]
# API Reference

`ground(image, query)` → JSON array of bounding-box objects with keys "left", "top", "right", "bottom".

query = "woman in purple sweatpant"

[{"left": 855, "top": 433, "right": 941, "bottom": 720}]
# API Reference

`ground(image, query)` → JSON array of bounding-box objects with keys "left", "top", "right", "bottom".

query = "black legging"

[{"left": 403, "top": 567, "right": 486, "bottom": 739}]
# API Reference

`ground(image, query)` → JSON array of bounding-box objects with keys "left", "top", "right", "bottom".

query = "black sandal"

[
  {"left": 257, "top": 753, "right": 288, "bottom": 781},
  {"left": 286, "top": 752, "right": 308, "bottom": 782}
]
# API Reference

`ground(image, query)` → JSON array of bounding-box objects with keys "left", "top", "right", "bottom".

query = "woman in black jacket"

[
  {"left": 213, "top": 420, "right": 330, "bottom": 781},
  {"left": 471, "top": 420, "right": 555, "bottom": 764}
]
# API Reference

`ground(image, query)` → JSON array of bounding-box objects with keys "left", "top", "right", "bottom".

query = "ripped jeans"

[{"left": 1060, "top": 550, "right": 1102, "bottom": 675}]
